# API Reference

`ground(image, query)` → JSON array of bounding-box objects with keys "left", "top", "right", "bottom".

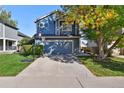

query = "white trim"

[
  {"left": 0, "top": 38, "right": 17, "bottom": 41},
  {"left": 46, "top": 40, "right": 73, "bottom": 42},
  {"left": 41, "top": 36, "right": 80, "bottom": 39},
  {"left": 35, "top": 10, "right": 58, "bottom": 23},
  {"left": 3, "top": 39, "right": 5, "bottom": 51},
  {"left": 5, "top": 38, "right": 17, "bottom": 41},
  {"left": 45, "top": 40, "right": 74, "bottom": 53}
]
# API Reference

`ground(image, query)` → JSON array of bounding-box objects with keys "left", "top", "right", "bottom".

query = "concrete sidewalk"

[{"left": 0, "top": 56, "right": 124, "bottom": 88}]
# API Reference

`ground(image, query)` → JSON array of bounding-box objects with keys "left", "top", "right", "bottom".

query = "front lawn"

[
  {"left": 79, "top": 56, "right": 124, "bottom": 76},
  {"left": 0, "top": 54, "right": 33, "bottom": 76}
]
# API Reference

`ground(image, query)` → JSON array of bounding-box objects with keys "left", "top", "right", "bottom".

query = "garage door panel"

[{"left": 45, "top": 41, "right": 72, "bottom": 55}]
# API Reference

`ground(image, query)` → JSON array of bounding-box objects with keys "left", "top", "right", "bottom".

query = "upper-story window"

[
  {"left": 38, "top": 22, "right": 45, "bottom": 28},
  {"left": 60, "top": 21, "right": 72, "bottom": 32}
]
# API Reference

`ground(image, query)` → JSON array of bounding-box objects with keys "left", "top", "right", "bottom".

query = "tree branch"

[{"left": 105, "top": 33, "right": 124, "bottom": 56}]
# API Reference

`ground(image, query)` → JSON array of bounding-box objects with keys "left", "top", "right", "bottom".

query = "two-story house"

[
  {"left": 0, "top": 20, "right": 29, "bottom": 53},
  {"left": 35, "top": 11, "right": 80, "bottom": 55}
]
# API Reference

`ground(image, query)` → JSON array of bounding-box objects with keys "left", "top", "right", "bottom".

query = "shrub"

[
  {"left": 21, "top": 45, "right": 33, "bottom": 56},
  {"left": 21, "top": 44, "right": 43, "bottom": 57},
  {"left": 19, "top": 37, "right": 32, "bottom": 46},
  {"left": 33, "top": 45, "right": 43, "bottom": 56}
]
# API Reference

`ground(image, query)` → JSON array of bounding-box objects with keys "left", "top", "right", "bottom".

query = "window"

[
  {"left": 62, "top": 24, "right": 72, "bottom": 31},
  {"left": 38, "top": 22, "right": 45, "bottom": 28},
  {"left": 60, "top": 21, "right": 72, "bottom": 31}
]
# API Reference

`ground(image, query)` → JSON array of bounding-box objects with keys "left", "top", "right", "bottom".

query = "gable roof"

[
  {"left": 18, "top": 31, "right": 30, "bottom": 38},
  {"left": 35, "top": 10, "right": 59, "bottom": 23},
  {"left": 0, "top": 20, "right": 30, "bottom": 38},
  {"left": 0, "top": 20, "right": 18, "bottom": 30}
]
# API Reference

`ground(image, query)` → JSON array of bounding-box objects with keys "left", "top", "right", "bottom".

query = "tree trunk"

[
  {"left": 95, "top": 30, "right": 124, "bottom": 61},
  {"left": 104, "top": 34, "right": 124, "bottom": 58},
  {"left": 97, "top": 33, "right": 124, "bottom": 60},
  {"left": 97, "top": 32, "right": 106, "bottom": 60}
]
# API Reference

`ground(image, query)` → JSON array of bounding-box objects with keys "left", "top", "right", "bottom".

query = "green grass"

[
  {"left": 0, "top": 54, "right": 33, "bottom": 76},
  {"left": 79, "top": 56, "right": 124, "bottom": 76}
]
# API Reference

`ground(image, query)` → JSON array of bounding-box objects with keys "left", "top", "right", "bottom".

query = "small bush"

[
  {"left": 21, "top": 45, "right": 33, "bottom": 56},
  {"left": 33, "top": 45, "right": 43, "bottom": 56},
  {"left": 21, "top": 44, "right": 43, "bottom": 57},
  {"left": 19, "top": 37, "right": 32, "bottom": 46}
]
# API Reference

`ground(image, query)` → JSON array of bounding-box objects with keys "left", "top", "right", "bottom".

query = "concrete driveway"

[
  {"left": 16, "top": 56, "right": 94, "bottom": 88},
  {"left": 0, "top": 56, "right": 124, "bottom": 88}
]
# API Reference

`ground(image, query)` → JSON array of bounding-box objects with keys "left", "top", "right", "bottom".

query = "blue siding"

[
  {"left": 37, "top": 14, "right": 56, "bottom": 36},
  {"left": 36, "top": 14, "right": 79, "bottom": 36},
  {"left": 35, "top": 13, "right": 80, "bottom": 55}
]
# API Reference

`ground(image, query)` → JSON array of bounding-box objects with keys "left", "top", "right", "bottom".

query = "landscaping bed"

[
  {"left": 0, "top": 54, "right": 33, "bottom": 76},
  {"left": 79, "top": 56, "right": 124, "bottom": 76}
]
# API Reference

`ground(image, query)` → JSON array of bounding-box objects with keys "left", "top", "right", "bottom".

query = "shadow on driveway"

[{"left": 47, "top": 54, "right": 81, "bottom": 64}]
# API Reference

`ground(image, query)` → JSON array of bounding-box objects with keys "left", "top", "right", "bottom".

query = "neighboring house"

[
  {"left": 80, "top": 38, "right": 98, "bottom": 54},
  {"left": 108, "top": 41, "right": 124, "bottom": 56},
  {"left": 0, "top": 20, "right": 29, "bottom": 53},
  {"left": 18, "top": 31, "right": 30, "bottom": 41},
  {"left": 35, "top": 11, "right": 80, "bottom": 55},
  {"left": 80, "top": 39, "right": 87, "bottom": 48},
  {"left": 79, "top": 28, "right": 124, "bottom": 55},
  {"left": 80, "top": 37, "right": 124, "bottom": 56}
]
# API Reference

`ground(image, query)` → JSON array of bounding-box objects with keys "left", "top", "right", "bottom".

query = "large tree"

[
  {"left": 60, "top": 5, "right": 124, "bottom": 60},
  {"left": 0, "top": 8, "right": 17, "bottom": 27}
]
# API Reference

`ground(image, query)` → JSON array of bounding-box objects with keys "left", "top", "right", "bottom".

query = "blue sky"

[{"left": 3, "top": 5, "right": 61, "bottom": 37}]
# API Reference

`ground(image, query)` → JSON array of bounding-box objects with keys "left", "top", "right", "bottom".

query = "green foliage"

[
  {"left": 21, "top": 44, "right": 43, "bottom": 57},
  {"left": 34, "top": 45, "right": 43, "bottom": 56},
  {"left": 21, "top": 45, "right": 33, "bottom": 56},
  {"left": 0, "top": 9, "right": 17, "bottom": 27},
  {"left": 79, "top": 56, "right": 124, "bottom": 76},
  {"left": 116, "top": 38, "right": 124, "bottom": 48},
  {"left": 0, "top": 54, "right": 32, "bottom": 76},
  {"left": 19, "top": 37, "right": 32, "bottom": 46},
  {"left": 61, "top": 5, "right": 124, "bottom": 59},
  {"left": 83, "top": 29, "right": 98, "bottom": 40},
  {"left": 61, "top": 5, "right": 124, "bottom": 42}
]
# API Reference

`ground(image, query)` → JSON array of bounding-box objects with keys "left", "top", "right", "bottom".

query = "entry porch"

[{"left": 0, "top": 39, "right": 17, "bottom": 52}]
